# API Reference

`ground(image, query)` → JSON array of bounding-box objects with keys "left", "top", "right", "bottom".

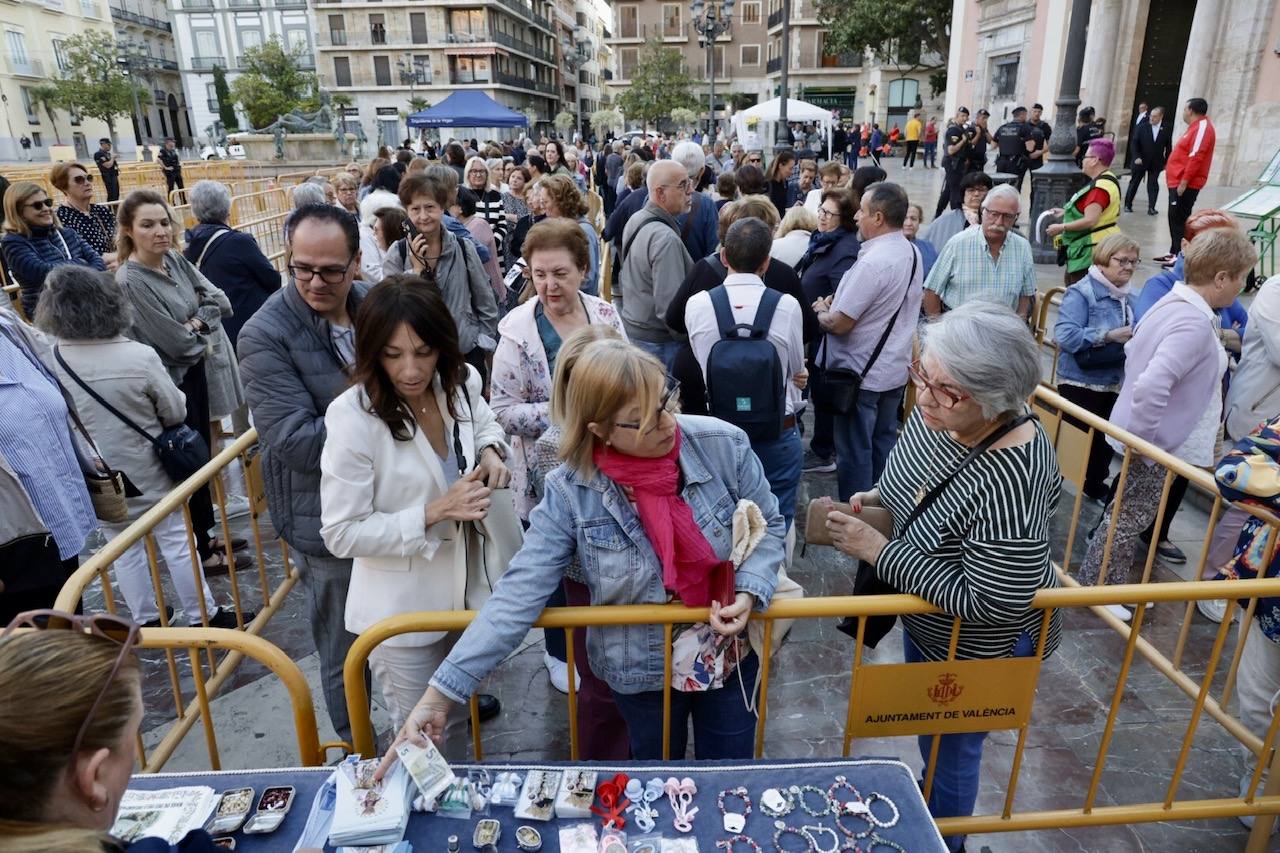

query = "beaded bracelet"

[
  {"left": 716, "top": 835, "right": 764, "bottom": 852},
  {"left": 827, "top": 775, "right": 862, "bottom": 814},
  {"left": 800, "top": 824, "right": 840, "bottom": 853},
  {"left": 862, "top": 792, "right": 900, "bottom": 829},
  {"left": 717, "top": 786, "right": 753, "bottom": 833},
  {"left": 773, "top": 820, "right": 816, "bottom": 851},
  {"left": 863, "top": 835, "right": 906, "bottom": 852},
  {"left": 835, "top": 808, "right": 875, "bottom": 841},
  {"left": 760, "top": 787, "right": 796, "bottom": 818},
  {"left": 792, "top": 784, "right": 835, "bottom": 818}
]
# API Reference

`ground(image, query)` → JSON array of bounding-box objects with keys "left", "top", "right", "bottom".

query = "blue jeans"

[
  {"left": 611, "top": 650, "right": 759, "bottom": 759},
  {"left": 634, "top": 339, "right": 683, "bottom": 373},
  {"left": 904, "top": 630, "right": 1036, "bottom": 852},
  {"left": 833, "top": 385, "right": 904, "bottom": 502},
  {"left": 750, "top": 425, "right": 802, "bottom": 529}
]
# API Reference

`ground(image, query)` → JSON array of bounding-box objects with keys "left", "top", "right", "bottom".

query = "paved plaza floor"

[{"left": 89, "top": 161, "right": 1279, "bottom": 851}]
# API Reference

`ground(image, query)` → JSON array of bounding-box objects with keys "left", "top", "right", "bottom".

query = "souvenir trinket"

[
  {"left": 515, "top": 825, "right": 543, "bottom": 851},
  {"left": 206, "top": 788, "right": 254, "bottom": 834},
  {"left": 515, "top": 769, "right": 562, "bottom": 821},
  {"left": 555, "top": 768, "right": 598, "bottom": 818},
  {"left": 242, "top": 786, "right": 295, "bottom": 834},
  {"left": 473, "top": 818, "right": 501, "bottom": 848},
  {"left": 717, "top": 787, "right": 752, "bottom": 834}
]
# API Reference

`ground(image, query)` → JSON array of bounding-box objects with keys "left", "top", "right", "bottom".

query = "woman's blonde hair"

[
  {"left": 2, "top": 182, "right": 57, "bottom": 238},
  {"left": 1184, "top": 227, "right": 1258, "bottom": 285},
  {"left": 538, "top": 174, "right": 587, "bottom": 219},
  {"left": 0, "top": 631, "right": 141, "bottom": 853},
  {"left": 550, "top": 325, "right": 625, "bottom": 426},
  {"left": 464, "top": 156, "right": 490, "bottom": 188},
  {"left": 557, "top": 339, "right": 666, "bottom": 473},
  {"left": 333, "top": 172, "right": 360, "bottom": 191},
  {"left": 718, "top": 194, "right": 780, "bottom": 244},
  {"left": 1091, "top": 232, "right": 1140, "bottom": 267},
  {"left": 775, "top": 205, "right": 818, "bottom": 239},
  {"left": 116, "top": 189, "right": 176, "bottom": 261}
]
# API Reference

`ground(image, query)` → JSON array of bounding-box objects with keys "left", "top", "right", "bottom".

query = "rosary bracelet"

[
  {"left": 827, "top": 775, "right": 862, "bottom": 813},
  {"left": 863, "top": 835, "right": 906, "bottom": 852},
  {"left": 717, "top": 786, "right": 753, "bottom": 833},
  {"left": 800, "top": 824, "right": 841, "bottom": 853},
  {"left": 760, "top": 787, "right": 795, "bottom": 818},
  {"left": 792, "top": 784, "right": 835, "bottom": 818},
  {"left": 862, "top": 792, "right": 899, "bottom": 829},
  {"left": 773, "top": 820, "right": 816, "bottom": 851},
  {"left": 716, "top": 835, "right": 763, "bottom": 852}
]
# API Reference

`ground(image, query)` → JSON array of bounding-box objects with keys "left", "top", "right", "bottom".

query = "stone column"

[
  {"left": 1173, "top": 0, "right": 1224, "bottom": 134},
  {"left": 1080, "top": 0, "right": 1121, "bottom": 119}
]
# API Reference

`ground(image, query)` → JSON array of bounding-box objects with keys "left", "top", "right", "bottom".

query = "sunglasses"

[
  {"left": 907, "top": 360, "right": 970, "bottom": 409},
  {"left": 614, "top": 377, "right": 681, "bottom": 431},
  {"left": 26, "top": 198, "right": 54, "bottom": 210},
  {"left": 3, "top": 610, "right": 140, "bottom": 758},
  {"left": 72, "top": 173, "right": 95, "bottom": 185}
]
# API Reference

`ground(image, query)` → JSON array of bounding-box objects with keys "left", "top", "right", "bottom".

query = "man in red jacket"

[{"left": 1157, "top": 98, "right": 1215, "bottom": 265}]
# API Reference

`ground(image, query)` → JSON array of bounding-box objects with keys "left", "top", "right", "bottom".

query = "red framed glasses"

[
  {"left": 907, "top": 360, "right": 971, "bottom": 410},
  {"left": 2, "top": 610, "right": 140, "bottom": 757}
]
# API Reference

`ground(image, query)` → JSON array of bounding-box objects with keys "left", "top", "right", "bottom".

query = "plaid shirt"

[{"left": 923, "top": 226, "right": 1036, "bottom": 311}]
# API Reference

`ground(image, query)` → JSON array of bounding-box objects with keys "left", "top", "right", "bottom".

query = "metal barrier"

[
  {"left": 53, "top": 429, "right": 336, "bottom": 770},
  {"left": 342, "top": 386, "right": 1280, "bottom": 850}
]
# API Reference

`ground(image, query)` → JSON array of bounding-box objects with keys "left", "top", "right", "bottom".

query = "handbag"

[
  {"left": 1073, "top": 340, "right": 1127, "bottom": 370},
  {"left": 54, "top": 347, "right": 210, "bottom": 484},
  {"left": 809, "top": 411, "right": 1035, "bottom": 647},
  {"left": 66, "top": 405, "right": 131, "bottom": 524},
  {"left": 811, "top": 246, "right": 918, "bottom": 416}
]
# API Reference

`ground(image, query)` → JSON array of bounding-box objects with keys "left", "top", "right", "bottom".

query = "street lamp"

[
  {"left": 690, "top": 0, "right": 733, "bottom": 140},
  {"left": 116, "top": 39, "right": 152, "bottom": 153},
  {"left": 561, "top": 30, "right": 591, "bottom": 142}
]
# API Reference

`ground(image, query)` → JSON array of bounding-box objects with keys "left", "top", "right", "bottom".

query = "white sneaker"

[
  {"left": 544, "top": 652, "right": 579, "bottom": 694},
  {"left": 1103, "top": 604, "right": 1133, "bottom": 621},
  {"left": 1197, "top": 598, "right": 1229, "bottom": 624},
  {"left": 215, "top": 494, "right": 252, "bottom": 521}
]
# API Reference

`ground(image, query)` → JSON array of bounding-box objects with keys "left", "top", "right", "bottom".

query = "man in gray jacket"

[{"left": 618, "top": 160, "right": 694, "bottom": 370}]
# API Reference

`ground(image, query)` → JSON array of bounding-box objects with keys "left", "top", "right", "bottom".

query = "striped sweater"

[{"left": 874, "top": 409, "right": 1063, "bottom": 661}]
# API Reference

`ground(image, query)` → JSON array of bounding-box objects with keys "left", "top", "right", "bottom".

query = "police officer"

[
  {"left": 965, "top": 109, "right": 992, "bottom": 178},
  {"left": 1073, "top": 106, "right": 1102, "bottom": 167},
  {"left": 936, "top": 106, "right": 971, "bottom": 216},
  {"left": 1028, "top": 104, "right": 1052, "bottom": 174},
  {"left": 994, "top": 107, "right": 1036, "bottom": 191}
]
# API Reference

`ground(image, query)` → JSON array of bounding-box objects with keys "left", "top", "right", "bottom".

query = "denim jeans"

[
  {"left": 634, "top": 339, "right": 683, "bottom": 373},
  {"left": 904, "top": 629, "right": 1036, "bottom": 852},
  {"left": 750, "top": 425, "right": 803, "bottom": 529},
  {"left": 611, "top": 650, "right": 759, "bottom": 759},
  {"left": 833, "top": 385, "right": 904, "bottom": 502}
]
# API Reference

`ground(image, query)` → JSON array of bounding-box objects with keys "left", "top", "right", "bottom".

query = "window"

[
  {"left": 992, "top": 57, "right": 1018, "bottom": 98},
  {"left": 661, "top": 3, "right": 681, "bottom": 37},
  {"left": 740, "top": 44, "right": 760, "bottom": 65},
  {"left": 240, "top": 29, "right": 263, "bottom": 51},
  {"left": 452, "top": 55, "right": 489, "bottom": 83},
  {"left": 619, "top": 46, "right": 637, "bottom": 78},
  {"left": 450, "top": 9, "right": 485, "bottom": 38},
  {"left": 31, "top": 132, "right": 42, "bottom": 147},
  {"left": 20, "top": 87, "right": 37, "bottom": 121},
  {"left": 341, "top": 107, "right": 360, "bottom": 134},
  {"left": 705, "top": 45, "right": 724, "bottom": 75},
  {"left": 194, "top": 30, "right": 218, "bottom": 58},
  {"left": 69, "top": 106, "right": 81, "bottom": 126},
  {"left": 618, "top": 4, "right": 637, "bottom": 38},
  {"left": 329, "top": 14, "right": 347, "bottom": 45},
  {"left": 887, "top": 77, "right": 919, "bottom": 109},
  {"left": 817, "top": 31, "right": 860, "bottom": 67},
  {"left": 410, "top": 12, "right": 428, "bottom": 44},
  {"left": 369, "top": 13, "right": 386, "bottom": 45},
  {"left": 285, "top": 28, "right": 308, "bottom": 53},
  {"left": 52, "top": 38, "right": 69, "bottom": 71},
  {"left": 333, "top": 55, "right": 352, "bottom": 86},
  {"left": 373, "top": 55, "right": 391, "bottom": 85},
  {"left": 740, "top": 1, "right": 760, "bottom": 24},
  {"left": 6, "top": 31, "right": 29, "bottom": 66},
  {"left": 412, "top": 55, "right": 430, "bottom": 83}
]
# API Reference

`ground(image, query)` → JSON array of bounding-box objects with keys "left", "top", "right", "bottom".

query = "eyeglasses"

[
  {"left": 747, "top": 157, "right": 763, "bottom": 164},
  {"left": 289, "top": 254, "right": 355, "bottom": 285},
  {"left": 1110, "top": 256, "right": 1139, "bottom": 268},
  {"left": 659, "top": 180, "right": 692, "bottom": 193},
  {"left": 72, "top": 174, "right": 94, "bottom": 185},
  {"left": 26, "top": 198, "right": 54, "bottom": 210},
  {"left": 817, "top": 207, "right": 839, "bottom": 220},
  {"left": 907, "top": 360, "right": 971, "bottom": 409},
  {"left": 3, "top": 609, "right": 139, "bottom": 758},
  {"left": 614, "top": 377, "right": 681, "bottom": 431},
  {"left": 982, "top": 208, "right": 1017, "bottom": 223}
]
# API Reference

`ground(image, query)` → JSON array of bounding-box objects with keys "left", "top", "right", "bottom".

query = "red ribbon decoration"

[{"left": 591, "top": 773, "right": 632, "bottom": 828}]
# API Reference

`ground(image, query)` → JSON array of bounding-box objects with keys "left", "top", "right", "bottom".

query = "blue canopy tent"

[{"left": 406, "top": 91, "right": 529, "bottom": 129}]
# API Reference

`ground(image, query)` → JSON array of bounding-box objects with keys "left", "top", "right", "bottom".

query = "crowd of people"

[{"left": 0, "top": 93, "right": 1275, "bottom": 852}]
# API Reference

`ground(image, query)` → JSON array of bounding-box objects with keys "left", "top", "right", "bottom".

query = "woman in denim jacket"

[
  {"left": 1053, "top": 233, "right": 1140, "bottom": 502},
  {"left": 381, "top": 339, "right": 785, "bottom": 761}
]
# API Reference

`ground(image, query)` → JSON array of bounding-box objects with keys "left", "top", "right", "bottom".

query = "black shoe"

[
  {"left": 202, "top": 550, "right": 253, "bottom": 576},
  {"left": 476, "top": 693, "right": 500, "bottom": 722},
  {"left": 1124, "top": 205, "right": 1134, "bottom": 213},
  {"left": 207, "top": 607, "right": 256, "bottom": 629},
  {"left": 1148, "top": 208, "right": 1158, "bottom": 215},
  {"left": 141, "top": 606, "right": 175, "bottom": 629}
]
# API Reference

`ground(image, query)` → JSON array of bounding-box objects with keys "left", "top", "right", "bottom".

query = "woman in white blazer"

[{"left": 320, "top": 275, "right": 512, "bottom": 757}]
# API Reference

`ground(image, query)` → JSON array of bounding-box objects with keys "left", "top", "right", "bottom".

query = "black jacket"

[
  {"left": 1129, "top": 119, "right": 1173, "bottom": 170},
  {"left": 184, "top": 223, "right": 281, "bottom": 346}
]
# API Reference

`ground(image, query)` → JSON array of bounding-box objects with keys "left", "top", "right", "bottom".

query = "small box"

[
  {"left": 513, "top": 769, "right": 561, "bottom": 822},
  {"left": 242, "top": 785, "right": 295, "bottom": 834},
  {"left": 553, "top": 769, "right": 597, "bottom": 819},
  {"left": 206, "top": 787, "right": 254, "bottom": 834}
]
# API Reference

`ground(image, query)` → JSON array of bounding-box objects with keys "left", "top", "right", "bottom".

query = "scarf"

[
  {"left": 1088, "top": 264, "right": 1131, "bottom": 299},
  {"left": 592, "top": 429, "right": 733, "bottom": 607},
  {"left": 797, "top": 227, "right": 848, "bottom": 274}
]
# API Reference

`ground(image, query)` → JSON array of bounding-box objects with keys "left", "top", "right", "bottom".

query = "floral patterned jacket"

[{"left": 489, "top": 292, "right": 625, "bottom": 518}]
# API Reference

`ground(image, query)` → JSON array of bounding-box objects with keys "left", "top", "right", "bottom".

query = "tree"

[
  {"left": 814, "top": 0, "right": 951, "bottom": 71},
  {"left": 616, "top": 39, "right": 697, "bottom": 129},
  {"left": 211, "top": 65, "right": 238, "bottom": 131},
  {"left": 590, "top": 108, "right": 623, "bottom": 139},
  {"left": 554, "top": 111, "right": 575, "bottom": 133},
  {"left": 52, "top": 31, "right": 147, "bottom": 147},
  {"left": 670, "top": 107, "right": 697, "bottom": 131},
  {"left": 29, "top": 84, "right": 63, "bottom": 145},
  {"left": 408, "top": 96, "right": 430, "bottom": 113},
  {"left": 229, "top": 37, "right": 320, "bottom": 129}
]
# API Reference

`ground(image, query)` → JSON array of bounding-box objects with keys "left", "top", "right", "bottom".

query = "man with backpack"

[
  {"left": 812, "top": 182, "right": 923, "bottom": 501},
  {"left": 685, "top": 217, "right": 805, "bottom": 529}
]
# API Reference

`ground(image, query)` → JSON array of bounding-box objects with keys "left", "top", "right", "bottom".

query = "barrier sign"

[{"left": 849, "top": 657, "right": 1041, "bottom": 737}]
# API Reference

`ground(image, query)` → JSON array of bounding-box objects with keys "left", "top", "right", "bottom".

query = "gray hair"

[
  {"left": 189, "top": 180, "right": 231, "bottom": 224},
  {"left": 291, "top": 182, "right": 326, "bottom": 209},
  {"left": 983, "top": 183, "right": 1021, "bottom": 212},
  {"left": 612, "top": 140, "right": 623, "bottom": 152},
  {"left": 34, "top": 266, "right": 132, "bottom": 340},
  {"left": 646, "top": 160, "right": 686, "bottom": 193},
  {"left": 671, "top": 140, "right": 705, "bottom": 179},
  {"left": 305, "top": 175, "right": 330, "bottom": 187},
  {"left": 920, "top": 301, "right": 1039, "bottom": 419}
]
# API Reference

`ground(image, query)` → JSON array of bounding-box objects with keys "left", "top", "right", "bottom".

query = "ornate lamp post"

[
  {"left": 561, "top": 30, "right": 592, "bottom": 142},
  {"left": 116, "top": 39, "right": 153, "bottom": 152},
  {"left": 398, "top": 55, "right": 423, "bottom": 144},
  {"left": 690, "top": 0, "right": 734, "bottom": 139}
]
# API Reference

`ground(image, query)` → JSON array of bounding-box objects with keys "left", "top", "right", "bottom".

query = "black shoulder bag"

[
  {"left": 812, "top": 245, "right": 918, "bottom": 416},
  {"left": 837, "top": 411, "right": 1036, "bottom": 646},
  {"left": 54, "top": 347, "right": 210, "bottom": 484}
]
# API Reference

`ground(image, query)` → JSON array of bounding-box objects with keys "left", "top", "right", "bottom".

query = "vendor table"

[{"left": 127, "top": 757, "right": 946, "bottom": 851}]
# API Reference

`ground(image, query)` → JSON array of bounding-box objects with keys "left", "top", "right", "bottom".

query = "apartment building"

[
  {"left": 1, "top": 0, "right": 130, "bottom": 161},
  {"left": 574, "top": 0, "right": 611, "bottom": 126},
  {"left": 168, "top": 0, "right": 316, "bottom": 140},
  {"left": 112, "top": 0, "right": 193, "bottom": 147},
  {"left": 312, "top": 0, "right": 561, "bottom": 144},
  {"left": 606, "top": 0, "right": 943, "bottom": 132}
]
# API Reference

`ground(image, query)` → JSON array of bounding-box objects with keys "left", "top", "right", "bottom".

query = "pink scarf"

[{"left": 592, "top": 429, "right": 733, "bottom": 607}]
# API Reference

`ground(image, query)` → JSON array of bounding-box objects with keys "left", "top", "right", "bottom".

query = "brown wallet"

[{"left": 803, "top": 498, "right": 894, "bottom": 546}]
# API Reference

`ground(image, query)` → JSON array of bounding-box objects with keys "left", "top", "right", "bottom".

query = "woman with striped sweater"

[
  {"left": 465, "top": 156, "right": 508, "bottom": 269},
  {"left": 825, "top": 301, "right": 1062, "bottom": 853}
]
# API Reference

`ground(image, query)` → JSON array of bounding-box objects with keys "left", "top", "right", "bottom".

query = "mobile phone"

[{"left": 402, "top": 218, "right": 420, "bottom": 240}]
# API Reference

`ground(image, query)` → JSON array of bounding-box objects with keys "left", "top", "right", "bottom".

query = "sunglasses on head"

[{"left": 3, "top": 610, "right": 140, "bottom": 758}]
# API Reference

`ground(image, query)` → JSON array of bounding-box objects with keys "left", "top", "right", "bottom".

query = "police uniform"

[
  {"left": 939, "top": 121, "right": 970, "bottom": 213},
  {"left": 994, "top": 119, "right": 1033, "bottom": 189},
  {"left": 1029, "top": 120, "right": 1052, "bottom": 172}
]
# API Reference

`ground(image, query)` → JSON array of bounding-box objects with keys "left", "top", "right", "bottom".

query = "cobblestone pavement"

[{"left": 86, "top": 162, "right": 1277, "bottom": 851}]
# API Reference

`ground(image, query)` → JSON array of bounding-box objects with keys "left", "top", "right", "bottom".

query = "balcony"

[
  {"left": 81, "top": 0, "right": 101, "bottom": 17},
  {"left": 181, "top": 0, "right": 213, "bottom": 8},
  {"left": 330, "top": 30, "right": 348, "bottom": 45},
  {"left": 9, "top": 57, "right": 45, "bottom": 77},
  {"left": 158, "top": 58, "right": 179, "bottom": 70},
  {"left": 491, "top": 30, "right": 553, "bottom": 63},
  {"left": 297, "top": 54, "right": 315, "bottom": 68},
  {"left": 191, "top": 56, "right": 223, "bottom": 70},
  {"left": 452, "top": 71, "right": 493, "bottom": 85},
  {"left": 766, "top": 56, "right": 780, "bottom": 73},
  {"left": 275, "top": 0, "right": 306, "bottom": 6},
  {"left": 767, "top": 8, "right": 782, "bottom": 27},
  {"left": 228, "top": 0, "right": 259, "bottom": 7},
  {"left": 110, "top": 6, "right": 173, "bottom": 31}
]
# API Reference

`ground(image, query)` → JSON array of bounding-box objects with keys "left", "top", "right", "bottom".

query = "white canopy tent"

[{"left": 731, "top": 97, "right": 835, "bottom": 158}]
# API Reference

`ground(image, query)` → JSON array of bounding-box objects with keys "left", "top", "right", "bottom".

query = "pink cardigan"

[{"left": 1111, "top": 283, "right": 1223, "bottom": 461}]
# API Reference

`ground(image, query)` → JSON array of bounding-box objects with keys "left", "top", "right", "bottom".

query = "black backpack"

[{"left": 704, "top": 285, "right": 785, "bottom": 442}]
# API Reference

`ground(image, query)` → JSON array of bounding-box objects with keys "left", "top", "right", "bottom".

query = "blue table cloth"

[{"left": 126, "top": 757, "right": 946, "bottom": 851}]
